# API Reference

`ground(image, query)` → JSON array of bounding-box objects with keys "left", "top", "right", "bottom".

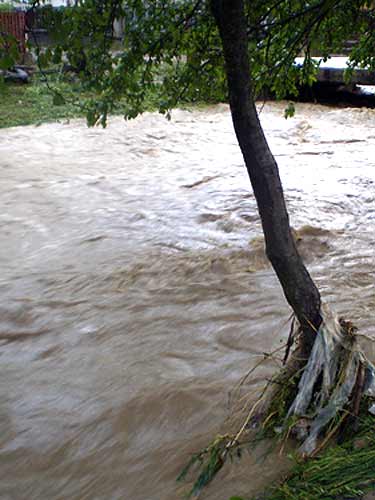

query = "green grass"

[
  {"left": 266, "top": 439, "right": 375, "bottom": 500},
  {"left": 0, "top": 69, "right": 223, "bottom": 129},
  {"left": 0, "top": 73, "right": 163, "bottom": 128},
  {"left": 0, "top": 77, "right": 88, "bottom": 128},
  {"left": 231, "top": 409, "right": 375, "bottom": 500}
]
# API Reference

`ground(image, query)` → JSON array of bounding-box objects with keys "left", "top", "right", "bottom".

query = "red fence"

[{"left": 0, "top": 12, "right": 26, "bottom": 54}]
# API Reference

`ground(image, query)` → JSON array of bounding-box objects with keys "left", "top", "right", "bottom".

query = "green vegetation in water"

[
  {"left": 229, "top": 406, "right": 375, "bottom": 500},
  {"left": 179, "top": 315, "right": 375, "bottom": 500}
]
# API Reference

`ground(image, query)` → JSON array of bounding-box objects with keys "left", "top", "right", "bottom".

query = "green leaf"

[
  {"left": 52, "top": 46, "right": 62, "bottom": 64},
  {"left": 0, "top": 54, "right": 14, "bottom": 70},
  {"left": 52, "top": 93, "right": 65, "bottom": 106},
  {"left": 284, "top": 102, "right": 295, "bottom": 119}
]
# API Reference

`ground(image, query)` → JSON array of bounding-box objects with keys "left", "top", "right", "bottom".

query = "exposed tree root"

[
  {"left": 178, "top": 305, "right": 375, "bottom": 497},
  {"left": 274, "top": 305, "right": 375, "bottom": 456}
]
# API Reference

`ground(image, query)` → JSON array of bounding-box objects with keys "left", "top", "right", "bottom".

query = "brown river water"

[{"left": 0, "top": 102, "right": 374, "bottom": 500}]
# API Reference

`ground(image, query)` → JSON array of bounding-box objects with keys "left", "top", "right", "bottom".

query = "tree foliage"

[{"left": 6, "top": 0, "right": 375, "bottom": 125}]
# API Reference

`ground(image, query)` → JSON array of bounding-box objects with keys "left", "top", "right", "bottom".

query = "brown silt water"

[{"left": 0, "top": 103, "right": 374, "bottom": 499}]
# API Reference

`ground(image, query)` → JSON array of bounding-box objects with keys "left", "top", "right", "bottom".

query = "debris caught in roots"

[
  {"left": 179, "top": 305, "right": 375, "bottom": 497},
  {"left": 280, "top": 306, "right": 375, "bottom": 456}
]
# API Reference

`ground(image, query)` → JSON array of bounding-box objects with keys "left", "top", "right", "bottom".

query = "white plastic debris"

[{"left": 285, "top": 305, "right": 375, "bottom": 455}]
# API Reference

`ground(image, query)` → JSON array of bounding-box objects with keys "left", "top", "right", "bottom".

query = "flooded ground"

[{"left": 0, "top": 102, "right": 374, "bottom": 500}]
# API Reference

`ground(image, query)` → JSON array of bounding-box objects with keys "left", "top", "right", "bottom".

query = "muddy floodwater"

[{"left": 0, "top": 102, "right": 374, "bottom": 500}]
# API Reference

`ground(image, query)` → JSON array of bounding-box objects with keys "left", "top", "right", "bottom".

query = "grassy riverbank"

[
  {"left": 0, "top": 75, "right": 163, "bottom": 129},
  {"left": 0, "top": 72, "right": 219, "bottom": 129},
  {"left": 0, "top": 79, "right": 86, "bottom": 128},
  {"left": 239, "top": 409, "right": 375, "bottom": 500},
  {"left": 261, "top": 440, "right": 375, "bottom": 499}
]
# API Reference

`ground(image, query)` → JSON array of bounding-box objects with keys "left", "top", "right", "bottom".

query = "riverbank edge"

[
  {"left": 244, "top": 408, "right": 375, "bottom": 500},
  {"left": 0, "top": 78, "right": 218, "bottom": 129}
]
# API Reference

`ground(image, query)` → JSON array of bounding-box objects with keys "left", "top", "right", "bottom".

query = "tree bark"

[{"left": 210, "top": 0, "right": 321, "bottom": 357}]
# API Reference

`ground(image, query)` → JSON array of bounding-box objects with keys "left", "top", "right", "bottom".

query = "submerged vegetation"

[
  {"left": 178, "top": 308, "right": 375, "bottom": 499},
  {"left": 264, "top": 420, "right": 375, "bottom": 500},
  {"left": 245, "top": 404, "right": 375, "bottom": 500},
  {"left": 226, "top": 409, "right": 375, "bottom": 500}
]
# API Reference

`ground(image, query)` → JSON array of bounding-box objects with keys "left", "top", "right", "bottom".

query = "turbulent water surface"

[{"left": 0, "top": 103, "right": 374, "bottom": 500}]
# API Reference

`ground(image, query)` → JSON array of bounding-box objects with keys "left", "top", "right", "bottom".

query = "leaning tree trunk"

[
  {"left": 178, "top": 5, "right": 375, "bottom": 490},
  {"left": 210, "top": 0, "right": 321, "bottom": 359}
]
